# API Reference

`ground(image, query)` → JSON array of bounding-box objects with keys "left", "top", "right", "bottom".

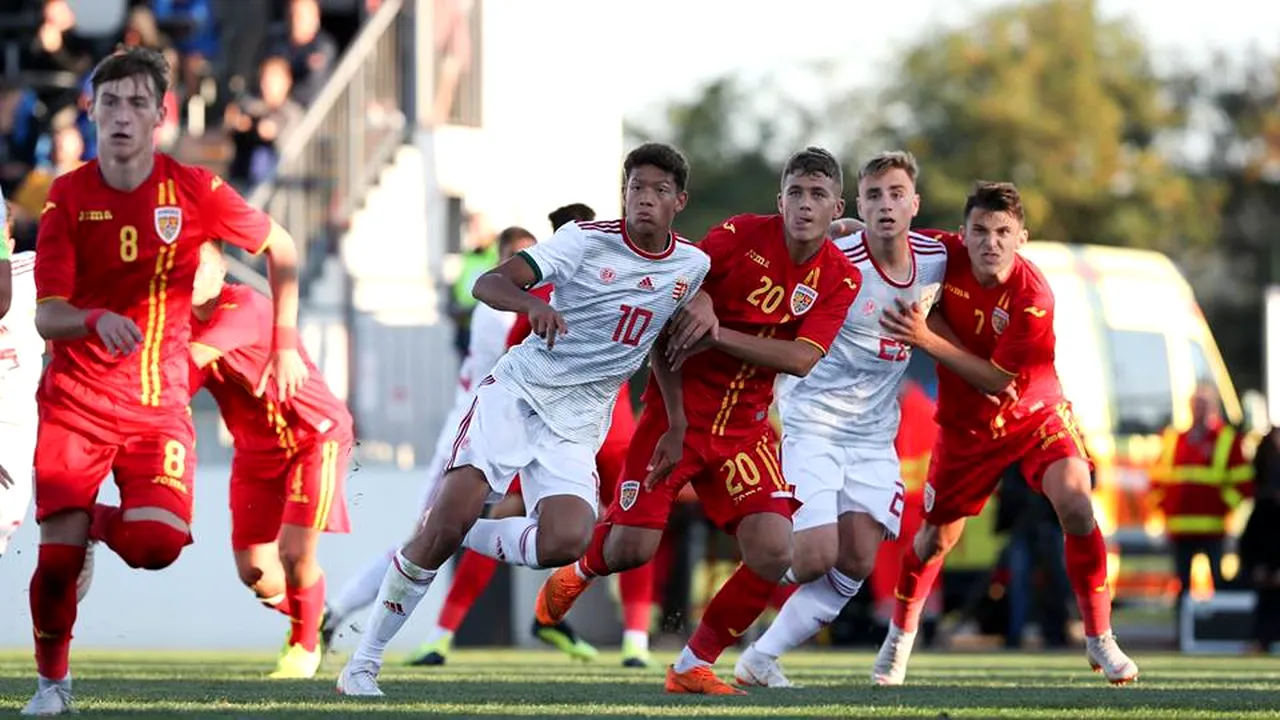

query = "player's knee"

[
  {"left": 1052, "top": 492, "right": 1096, "bottom": 535},
  {"left": 236, "top": 563, "right": 265, "bottom": 588},
  {"left": 114, "top": 520, "right": 188, "bottom": 570},
  {"left": 740, "top": 534, "right": 793, "bottom": 582},
  {"left": 789, "top": 540, "right": 837, "bottom": 584},
  {"left": 536, "top": 528, "right": 592, "bottom": 568},
  {"left": 603, "top": 528, "right": 658, "bottom": 572},
  {"left": 913, "top": 525, "right": 952, "bottom": 564},
  {"left": 835, "top": 551, "right": 875, "bottom": 582}
]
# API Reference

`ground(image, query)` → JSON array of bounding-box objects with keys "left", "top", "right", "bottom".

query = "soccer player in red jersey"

[
  {"left": 533, "top": 147, "right": 862, "bottom": 695},
  {"left": 189, "top": 240, "right": 353, "bottom": 679},
  {"left": 873, "top": 181, "right": 1139, "bottom": 685},
  {"left": 24, "top": 48, "right": 306, "bottom": 716}
]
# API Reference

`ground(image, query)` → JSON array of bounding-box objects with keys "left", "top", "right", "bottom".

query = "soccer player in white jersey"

[
  {"left": 734, "top": 151, "right": 948, "bottom": 687},
  {"left": 0, "top": 199, "right": 40, "bottom": 557},
  {"left": 337, "top": 143, "right": 713, "bottom": 696},
  {"left": 321, "top": 226, "right": 537, "bottom": 642}
]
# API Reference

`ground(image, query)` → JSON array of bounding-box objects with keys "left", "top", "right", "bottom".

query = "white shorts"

[
  {"left": 446, "top": 377, "right": 599, "bottom": 518},
  {"left": 783, "top": 434, "right": 905, "bottom": 539},
  {"left": 0, "top": 420, "right": 37, "bottom": 555},
  {"left": 419, "top": 389, "right": 475, "bottom": 513}
]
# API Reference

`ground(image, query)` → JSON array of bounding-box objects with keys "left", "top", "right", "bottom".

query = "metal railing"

[{"left": 229, "top": 0, "right": 413, "bottom": 287}]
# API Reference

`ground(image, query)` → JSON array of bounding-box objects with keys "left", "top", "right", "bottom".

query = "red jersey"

[
  {"left": 192, "top": 284, "right": 351, "bottom": 453},
  {"left": 35, "top": 155, "right": 271, "bottom": 417},
  {"left": 646, "top": 213, "right": 861, "bottom": 441},
  {"left": 931, "top": 232, "right": 1065, "bottom": 437}
]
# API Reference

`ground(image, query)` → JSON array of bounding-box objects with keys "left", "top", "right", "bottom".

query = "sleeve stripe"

[
  {"left": 36, "top": 295, "right": 68, "bottom": 304},
  {"left": 517, "top": 250, "right": 542, "bottom": 286},
  {"left": 797, "top": 336, "right": 829, "bottom": 356},
  {"left": 991, "top": 360, "right": 1018, "bottom": 376}
]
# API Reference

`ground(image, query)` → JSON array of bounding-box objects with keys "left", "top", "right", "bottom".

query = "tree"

[
  {"left": 860, "top": 0, "right": 1218, "bottom": 252},
  {"left": 626, "top": 75, "right": 831, "bottom": 240}
]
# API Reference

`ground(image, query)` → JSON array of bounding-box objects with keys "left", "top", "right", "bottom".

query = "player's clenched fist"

[
  {"left": 88, "top": 310, "right": 144, "bottom": 356},
  {"left": 527, "top": 297, "right": 567, "bottom": 349}
]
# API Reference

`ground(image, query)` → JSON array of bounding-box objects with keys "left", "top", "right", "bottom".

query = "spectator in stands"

[
  {"left": 225, "top": 54, "right": 303, "bottom": 188},
  {"left": 24, "top": 0, "right": 94, "bottom": 79},
  {"left": 0, "top": 83, "right": 36, "bottom": 196},
  {"left": 9, "top": 114, "right": 82, "bottom": 243},
  {"left": 267, "top": 0, "right": 337, "bottom": 107},
  {"left": 151, "top": 0, "right": 219, "bottom": 106},
  {"left": 1241, "top": 426, "right": 1280, "bottom": 653},
  {"left": 120, "top": 4, "right": 164, "bottom": 51}
]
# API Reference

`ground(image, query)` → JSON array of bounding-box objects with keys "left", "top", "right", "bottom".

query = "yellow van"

[
  {"left": 1018, "top": 242, "right": 1257, "bottom": 598},
  {"left": 906, "top": 242, "right": 1264, "bottom": 600}
]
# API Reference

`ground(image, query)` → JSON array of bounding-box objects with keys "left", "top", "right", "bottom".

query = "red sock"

[
  {"left": 89, "top": 503, "right": 121, "bottom": 545},
  {"left": 287, "top": 575, "right": 326, "bottom": 652},
  {"left": 768, "top": 582, "right": 799, "bottom": 611},
  {"left": 578, "top": 523, "right": 612, "bottom": 578},
  {"left": 686, "top": 564, "right": 776, "bottom": 664},
  {"left": 892, "top": 547, "right": 943, "bottom": 633},
  {"left": 439, "top": 550, "right": 499, "bottom": 632},
  {"left": 260, "top": 593, "right": 291, "bottom": 616},
  {"left": 618, "top": 561, "right": 654, "bottom": 633},
  {"left": 30, "top": 544, "right": 86, "bottom": 681},
  {"left": 1064, "top": 525, "right": 1111, "bottom": 637}
]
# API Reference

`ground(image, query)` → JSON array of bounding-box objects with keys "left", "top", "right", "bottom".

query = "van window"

[
  {"left": 1188, "top": 340, "right": 1229, "bottom": 417},
  {"left": 1108, "top": 329, "right": 1173, "bottom": 435}
]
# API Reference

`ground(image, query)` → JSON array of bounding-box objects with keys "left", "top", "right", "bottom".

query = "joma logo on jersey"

[
  {"left": 154, "top": 207, "right": 183, "bottom": 244},
  {"left": 790, "top": 283, "right": 818, "bottom": 315},
  {"left": 945, "top": 283, "right": 969, "bottom": 300},
  {"left": 78, "top": 210, "right": 113, "bottom": 221},
  {"left": 747, "top": 250, "right": 770, "bottom": 269}
]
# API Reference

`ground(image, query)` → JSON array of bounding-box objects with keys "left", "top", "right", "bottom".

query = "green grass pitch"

[{"left": 2, "top": 649, "right": 1279, "bottom": 718}]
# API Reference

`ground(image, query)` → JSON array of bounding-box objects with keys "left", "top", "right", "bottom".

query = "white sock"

[
  {"left": 330, "top": 546, "right": 397, "bottom": 621},
  {"left": 672, "top": 645, "right": 710, "bottom": 674},
  {"left": 462, "top": 516, "right": 542, "bottom": 568},
  {"left": 37, "top": 673, "right": 71, "bottom": 691},
  {"left": 754, "top": 568, "right": 863, "bottom": 659},
  {"left": 781, "top": 567, "right": 799, "bottom": 585},
  {"left": 623, "top": 629, "right": 649, "bottom": 652},
  {"left": 350, "top": 550, "right": 437, "bottom": 669}
]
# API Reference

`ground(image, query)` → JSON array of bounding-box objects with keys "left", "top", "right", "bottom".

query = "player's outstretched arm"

[
  {"left": 711, "top": 328, "right": 824, "bottom": 378},
  {"left": 644, "top": 332, "right": 686, "bottom": 488},
  {"left": 473, "top": 257, "right": 566, "bottom": 348},
  {"left": 252, "top": 222, "right": 310, "bottom": 399},
  {"left": 882, "top": 301, "right": 1013, "bottom": 395}
]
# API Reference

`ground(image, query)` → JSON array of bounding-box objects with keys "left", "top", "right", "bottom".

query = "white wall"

[
  {"left": 0, "top": 465, "right": 463, "bottom": 652},
  {"left": 432, "top": 0, "right": 625, "bottom": 235}
]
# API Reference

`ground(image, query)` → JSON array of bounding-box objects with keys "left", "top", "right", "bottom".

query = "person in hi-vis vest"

[{"left": 1151, "top": 383, "right": 1254, "bottom": 609}]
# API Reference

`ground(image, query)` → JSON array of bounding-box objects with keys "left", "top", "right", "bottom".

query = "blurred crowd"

[{"left": 0, "top": 0, "right": 380, "bottom": 251}]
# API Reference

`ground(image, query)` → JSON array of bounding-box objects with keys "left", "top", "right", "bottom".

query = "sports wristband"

[
  {"left": 273, "top": 326, "right": 298, "bottom": 351},
  {"left": 84, "top": 308, "right": 107, "bottom": 332}
]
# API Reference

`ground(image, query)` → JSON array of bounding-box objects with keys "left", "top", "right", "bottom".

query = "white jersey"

[
  {"left": 493, "top": 219, "right": 709, "bottom": 446},
  {"left": 458, "top": 302, "right": 518, "bottom": 395},
  {"left": 0, "top": 251, "right": 41, "bottom": 426},
  {"left": 778, "top": 231, "right": 947, "bottom": 446}
]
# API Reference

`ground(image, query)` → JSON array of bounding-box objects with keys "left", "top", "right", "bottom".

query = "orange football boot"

[
  {"left": 534, "top": 565, "right": 593, "bottom": 626},
  {"left": 665, "top": 665, "right": 747, "bottom": 695}
]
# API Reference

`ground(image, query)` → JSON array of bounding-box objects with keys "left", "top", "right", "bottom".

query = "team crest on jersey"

[
  {"left": 619, "top": 480, "right": 640, "bottom": 511},
  {"left": 861, "top": 299, "right": 877, "bottom": 316},
  {"left": 599, "top": 267, "right": 616, "bottom": 284},
  {"left": 672, "top": 277, "right": 690, "bottom": 301},
  {"left": 790, "top": 283, "right": 818, "bottom": 316},
  {"left": 154, "top": 207, "right": 182, "bottom": 245},
  {"left": 992, "top": 307, "right": 1010, "bottom": 335}
]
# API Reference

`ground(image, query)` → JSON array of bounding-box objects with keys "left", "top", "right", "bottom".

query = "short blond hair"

[{"left": 857, "top": 150, "right": 919, "bottom": 185}]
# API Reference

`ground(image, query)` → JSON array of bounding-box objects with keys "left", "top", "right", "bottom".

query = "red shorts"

[
  {"left": 924, "top": 403, "right": 1091, "bottom": 525},
  {"left": 229, "top": 431, "right": 353, "bottom": 550},
  {"left": 602, "top": 404, "right": 797, "bottom": 534},
  {"left": 34, "top": 400, "right": 197, "bottom": 527}
]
